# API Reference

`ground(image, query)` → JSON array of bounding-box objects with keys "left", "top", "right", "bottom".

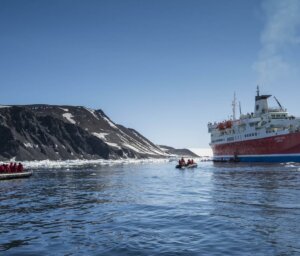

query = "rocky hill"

[
  {"left": 0, "top": 105, "right": 169, "bottom": 161},
  {"left": 159, "top": 145, "right": 199, "bottom": 157}
]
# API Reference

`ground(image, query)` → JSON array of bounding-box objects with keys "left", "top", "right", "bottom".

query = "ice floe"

[{"left": 21, "top": 158, "right": 169, "bottom": 169}]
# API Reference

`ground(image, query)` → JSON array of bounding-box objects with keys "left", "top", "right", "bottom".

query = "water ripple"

[{"left": 0, "top": 162, "right": 300, "bottom": 255}]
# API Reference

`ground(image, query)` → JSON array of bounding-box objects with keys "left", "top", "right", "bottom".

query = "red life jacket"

[{"left": 17, "top": 164, "right": 24, "bottom": 172}]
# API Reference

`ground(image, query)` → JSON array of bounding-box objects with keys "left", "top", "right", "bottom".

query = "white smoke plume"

[{"left": 254, "top": 0, "right": 300, "bottom": 85}]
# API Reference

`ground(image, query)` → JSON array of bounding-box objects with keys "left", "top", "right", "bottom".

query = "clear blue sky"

[{"left": 1, "top": 0, "right": 300, "bottom": 148}]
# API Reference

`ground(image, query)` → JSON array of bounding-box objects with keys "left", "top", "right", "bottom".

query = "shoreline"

[
  {"left": 14, "top": 157, "right": 207, "bottom": 170},
  {"left": 20, "top": 158, "right": 172, "bottom": 170}
]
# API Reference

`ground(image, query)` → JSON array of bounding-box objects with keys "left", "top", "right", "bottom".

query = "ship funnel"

[{"left": 254, "top": 87, "right": 271, "bottom": 116}]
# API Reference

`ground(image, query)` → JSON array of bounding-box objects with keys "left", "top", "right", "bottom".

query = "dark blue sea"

[{"left": 1, "top": 161, "right": 300, "bottom": 255}]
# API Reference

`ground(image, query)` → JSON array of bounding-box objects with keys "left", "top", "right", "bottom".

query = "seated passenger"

[
  {"left": 8, "top": 163, "right": 13, "bottom": 173},
  {"left": 17, "top": 163, "right": 24, "bottom": 172},
  {"left": 12, "top": 163, "right": 17, "bottom": 172},
  {"left": 180, "top": 157, "right": 186, "bottom": 166}
]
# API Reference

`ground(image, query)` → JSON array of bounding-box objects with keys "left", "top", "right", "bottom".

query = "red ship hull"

[{"left": 211, "top": 132, "right": 300, "bottom": 162}]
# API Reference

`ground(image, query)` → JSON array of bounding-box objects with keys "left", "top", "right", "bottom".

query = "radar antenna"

[{"left": 256, "top": 85, "right": 260, "bottom": 96}]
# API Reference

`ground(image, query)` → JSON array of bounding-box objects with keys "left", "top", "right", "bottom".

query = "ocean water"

[{"left": 0, "top": 161, "right": 300, "bottom": 255}]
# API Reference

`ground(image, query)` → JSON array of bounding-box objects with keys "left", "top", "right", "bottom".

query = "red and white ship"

[{"left": 208, "top": 87, "right": 300, "bottom": 162}]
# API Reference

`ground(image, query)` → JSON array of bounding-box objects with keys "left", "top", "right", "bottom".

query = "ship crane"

[{"left": 274, "top": 96, "right": 284, "bottom": 111}]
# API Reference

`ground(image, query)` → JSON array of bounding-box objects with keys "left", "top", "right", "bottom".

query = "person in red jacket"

[
  {"left": 12, "top": 163, "right": 17, "bottom": 172},
  {"left": 180, "top": 157, "right": 186, "bottom": 166},
  {"left": 8, "top": 162, "right": 13, "bottom": 173},
  {"left": 17, "top": 163, "right": 24, "bottom": 172}
]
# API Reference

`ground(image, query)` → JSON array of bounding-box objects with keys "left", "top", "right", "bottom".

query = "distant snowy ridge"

[{"left": 159, "top": 145, "right": 199, "bottom": 158}]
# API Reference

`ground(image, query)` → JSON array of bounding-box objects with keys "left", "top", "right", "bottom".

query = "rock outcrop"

[
  {"left": 0, "top": 105, "right": 169, "bottom": 161},
  {"left": 159, "top": 145, "right": 199, "bottom": 158}
]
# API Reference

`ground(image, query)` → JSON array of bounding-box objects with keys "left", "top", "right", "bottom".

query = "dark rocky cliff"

[{"left": 0, "top": 105, "right": 168, "bottom": 161}]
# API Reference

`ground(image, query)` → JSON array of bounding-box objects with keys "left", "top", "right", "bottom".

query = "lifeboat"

[
  {"left": 217, "top": 123, "right": 225, "bottom": 130},
  {"left": 225, "top": 120, "right": 232, "bottom": 129}
]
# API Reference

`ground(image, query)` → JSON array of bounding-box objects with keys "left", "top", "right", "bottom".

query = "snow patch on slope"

[
  {"left": 24, "top": 143, "right": 34, "bottom": 148},
  {"left": 92, "top": 132, "right": 108, "bottom": 140},
  {"left": 92, "top": 132, "right": 121, "bottom": 149},
  {"left": 85, "top": 108, "right": 99, "bottom": 120},
  {"left": 122, "top": 143, "right": 143, "bottom": 153},
  {"left": 130, "top": 130, "right": 167, "bottom": 155},
  {"left": 159, "top": 146, "right": 169, "bottom": 152},
  {"left": 106, "top": 142, "right": 121, "bottom": 149},
  {"left": 103, "top": 116, "right": 118, "bottom": 129},
  {"left": 63, "top": 113, "right": 76, "bottom": 124}
]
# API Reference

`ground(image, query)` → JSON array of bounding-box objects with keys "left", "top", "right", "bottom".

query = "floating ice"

[{"left": 21, "top": 158, "right": 170, "bottom": 170}]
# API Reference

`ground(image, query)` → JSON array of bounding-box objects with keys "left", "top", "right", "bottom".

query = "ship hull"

[{"left": 211, "top": 132, "right": 300, "bottom": 162}]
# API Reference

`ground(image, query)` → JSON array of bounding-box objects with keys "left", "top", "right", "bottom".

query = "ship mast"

[{"left": 232, "top": 92, "right": 236, "bottom": 121}]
